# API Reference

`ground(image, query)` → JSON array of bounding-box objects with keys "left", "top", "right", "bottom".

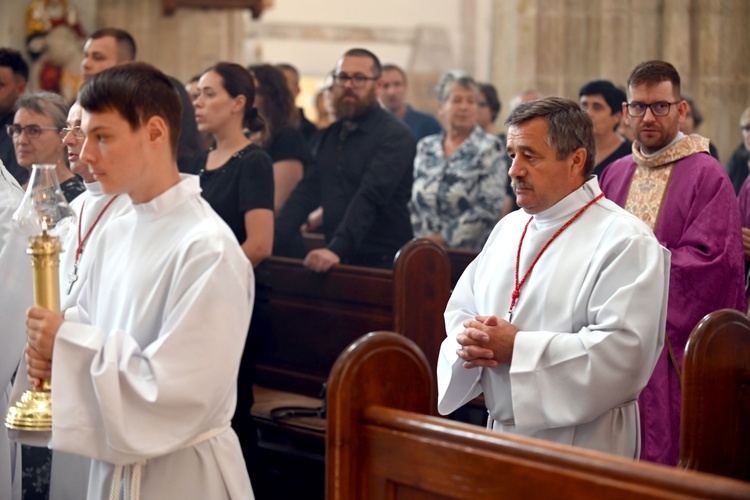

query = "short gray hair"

[
  {"left": 505, "top": 96, "right": 596, "bottom": 177},
  {"left": 15, "top": 91, "right": 68, "bottom": 129},
  {"left": 436, "top": 70, "right": 479, "bottom": 104}
]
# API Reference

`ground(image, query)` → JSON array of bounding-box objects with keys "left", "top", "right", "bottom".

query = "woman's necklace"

[
  {"left": 67, "top": 195, "right": 120, "bottom": 295},
  {"left": 508, "top": 193, "right": 604, "bottom": 321}
]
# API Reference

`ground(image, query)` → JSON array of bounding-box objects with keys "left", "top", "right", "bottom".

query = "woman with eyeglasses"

[
  {"left": 409, "top": 72, "right": 508, "bottom": 251},
  {"left": 10, "top": 91, "right": 84, "bottom": 201},
  {"left": 247, "top": 64, "right": 312, "bottom": 213},
  {"left": 189, "top": 61, "right": 274, "bottom": 494}
]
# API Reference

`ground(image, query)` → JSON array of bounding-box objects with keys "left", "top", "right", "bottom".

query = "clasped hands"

[
  {"left": 24, "top": 305, "right": 62, "bottom": 387},
  {"left": 456, "top": 314, "right": 519, "bottom": 368}
]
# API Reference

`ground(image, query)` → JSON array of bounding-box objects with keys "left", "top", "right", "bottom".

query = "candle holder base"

[{"left": 5, "top": 388, "right": 52, "bottom": 431}]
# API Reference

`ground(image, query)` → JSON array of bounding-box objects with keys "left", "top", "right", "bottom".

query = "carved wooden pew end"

[{"left": 326, "top": 331, "right": 750, "bottom": 499}]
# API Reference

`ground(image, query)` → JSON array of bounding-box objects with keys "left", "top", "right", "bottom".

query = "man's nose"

[
  {"left": 79, "top": 137, "right": 95, "bottom": 163},
  {"left": 508, "top": 158, "right": 523, "bottom": 178},
  {"left": 642, "top": 106, "right": 657, "bottom": 121}
]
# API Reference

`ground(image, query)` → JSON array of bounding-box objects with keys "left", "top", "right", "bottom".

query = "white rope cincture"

[{"left": 108, "top": 424, "right": 230, "bottom": 500}]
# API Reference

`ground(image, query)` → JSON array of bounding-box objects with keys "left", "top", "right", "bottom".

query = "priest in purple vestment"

[{"left": 599, "top": 60, "right": 746, "bottom": 466}]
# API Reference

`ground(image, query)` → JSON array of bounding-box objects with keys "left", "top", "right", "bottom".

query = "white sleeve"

[
  {"left": 44, "top": 242, "right": 253, "bottom": 465},
  {"left": 0, "top": 208, "right": 32, "bottom": 391},
  {"left": 437, "top": 255, "right": 484, "bottom": 415}
]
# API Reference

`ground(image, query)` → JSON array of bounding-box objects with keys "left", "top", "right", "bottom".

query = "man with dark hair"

[
  {"left": 276, "top": 62, "right": 318, "bottom": 141},
  {"left": 579, "top": 79, "right": 631, "bottom": 177},
  {"left": 275, "top": 48, "right": 415, "bottom": 272},
  {"left": 81, "top": 28, "right": 136, "bottom": 80},
  {"left": 600, "top": 60, "right": 745, "bottom": 465},
  {"left": 0, "top": 48, "right": 30, "bottom": 185},
  {"left": 11, "top": 62, "right": 254, "bottom": 499},
  {"left": 439, "top": 96, "right": 669, "bottom": 457},
  {"left": 80, "top": 27, "right": 199, "bottom": 170},
  {"left": 378, "top": 63, "right": 441, "bottom": 141}
]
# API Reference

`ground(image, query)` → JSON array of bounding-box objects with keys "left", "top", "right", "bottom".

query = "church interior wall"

[{"left": 1, "top": 0, "right": 748, "bottom": 161}]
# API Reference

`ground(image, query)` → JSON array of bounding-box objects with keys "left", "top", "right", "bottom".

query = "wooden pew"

[
  {"left": 680, "top": 308, "right": 750, "bottom": 481},
  {"left": 303, "top": 232, "right": 478, "bottom": 290},
  {"left": 327, "top": 331, "right": 750, "bottom": 500},
  {"left": 445, "top": 247, "right": 478, "bottom": 289},
  {"left": 255, "top": 237, "right": 451, "bottom": 398},
  {"left": 250, "top": 239, "right": 450, "bottom": 498}
]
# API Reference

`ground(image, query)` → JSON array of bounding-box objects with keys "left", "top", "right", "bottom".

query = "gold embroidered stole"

[{"left": 624, "top": 134, "right": 710, "bottom": 231}]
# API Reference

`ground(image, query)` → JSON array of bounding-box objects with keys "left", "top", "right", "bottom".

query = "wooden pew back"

[
  {"left": 680, "top": 308, "right": 750, "bottom": 481},
  {"left": 445, "top": 247, "right": 477, "bottom": 289},
  {"left": 305, "top": 232, "right": 478, "bottom": 290},
  {"left": 256, "top": 238, "right": 450, "bottom": 398},
  {"left": 327, "top": 332, "right": 750, "bottom": 500}
]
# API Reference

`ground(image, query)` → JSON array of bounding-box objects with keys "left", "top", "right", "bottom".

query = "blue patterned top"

[{"left": 409, "top": 125, "right": 508, "bottom": 251}]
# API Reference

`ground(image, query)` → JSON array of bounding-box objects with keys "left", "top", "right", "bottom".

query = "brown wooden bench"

[
  {"left": 326, "top": 331, "right": 750, "bottom": 499},
  {"left": 303, "top": 232, "right": 478, "bottom": 290},
  {"left": 255, "top": 237, "right": 451, "bottom": 399},
  {"left": 250, "top": 239, "right": 450, "bottom": 498},
  {"left": 445, "top": 247, "right": 478, "bottom": 288},
  {"left": 680, "top": 308, "right": 750, "bottom": 481}
]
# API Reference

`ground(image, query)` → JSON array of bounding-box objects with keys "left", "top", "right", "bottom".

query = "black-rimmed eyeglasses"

[
  {"left": 625, "top": 101, "right": 681, "bottom": 117},
  {"left": 333, "top": 73, "right": 378, "bottom": 88},
  {"left": 6, "top": 124, "right": 60, "bottom": 139},
  {"left": 59, "top": 127, "right": 86, "bottom": 140}
]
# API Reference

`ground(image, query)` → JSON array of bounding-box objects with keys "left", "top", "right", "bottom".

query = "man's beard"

[{"left": 334, "top": 88, "right": 375, "bottom": 120}]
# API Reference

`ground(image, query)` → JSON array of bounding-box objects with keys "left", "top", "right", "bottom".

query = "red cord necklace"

[
  {"left": 66, "top": 195, "right": 120, "bottom": 295},
  {"left": 509, "top": 192, "right": 604, "bottom": 319}
]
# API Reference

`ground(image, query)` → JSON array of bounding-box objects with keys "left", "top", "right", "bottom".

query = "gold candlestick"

[
  {"left": 5, "top": 230, "right": 61, "bottom": 431},
  {"left": 28, "top": 231, "right": 62, "bottom": 312},
  {"left": 5, "top": 163, "right": 74, "bottom": 432}
]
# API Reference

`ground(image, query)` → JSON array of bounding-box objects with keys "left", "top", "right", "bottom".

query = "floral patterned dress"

[{"left": 409, "top": 125, "right": 508, "bottom": 251}]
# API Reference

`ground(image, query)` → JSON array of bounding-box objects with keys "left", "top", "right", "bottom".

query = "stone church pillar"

[{"left": 490, "top": 0, "right": 750, "bottom": 161}]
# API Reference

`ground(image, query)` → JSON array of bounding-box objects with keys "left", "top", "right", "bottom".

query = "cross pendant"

[{"left": 67, "top": 265, "right": 78, "bottom": 295}]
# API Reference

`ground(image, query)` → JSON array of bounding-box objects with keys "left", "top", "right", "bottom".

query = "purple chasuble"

[{"left": 600, "top": 136, "right": 746, "bottom": 466}]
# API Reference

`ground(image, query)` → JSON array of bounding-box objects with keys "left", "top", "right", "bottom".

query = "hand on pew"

[
  {"left": 303, "top": 248, "right": 341, "bottom": 273},
  {"left": 457, "top": 314, "right": 518, "bottom": 367}
]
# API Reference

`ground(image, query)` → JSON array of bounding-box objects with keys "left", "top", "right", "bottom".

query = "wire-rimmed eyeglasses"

[{"left": 59, "top": 127, "right": 86, "bottom": 140}]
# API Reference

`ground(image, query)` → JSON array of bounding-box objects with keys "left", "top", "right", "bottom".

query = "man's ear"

[
  {"left": 16, "top": 79, "right": 27, "bottom": 97},
  {"left": 570, "top": 147, "right": 587, "bottom": 177},
  {"left": 676, "top": 99, "right": 688, "bottom": 126},
  {"left": 145, "top": 115, "right": 169, "bottom": 146}
]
